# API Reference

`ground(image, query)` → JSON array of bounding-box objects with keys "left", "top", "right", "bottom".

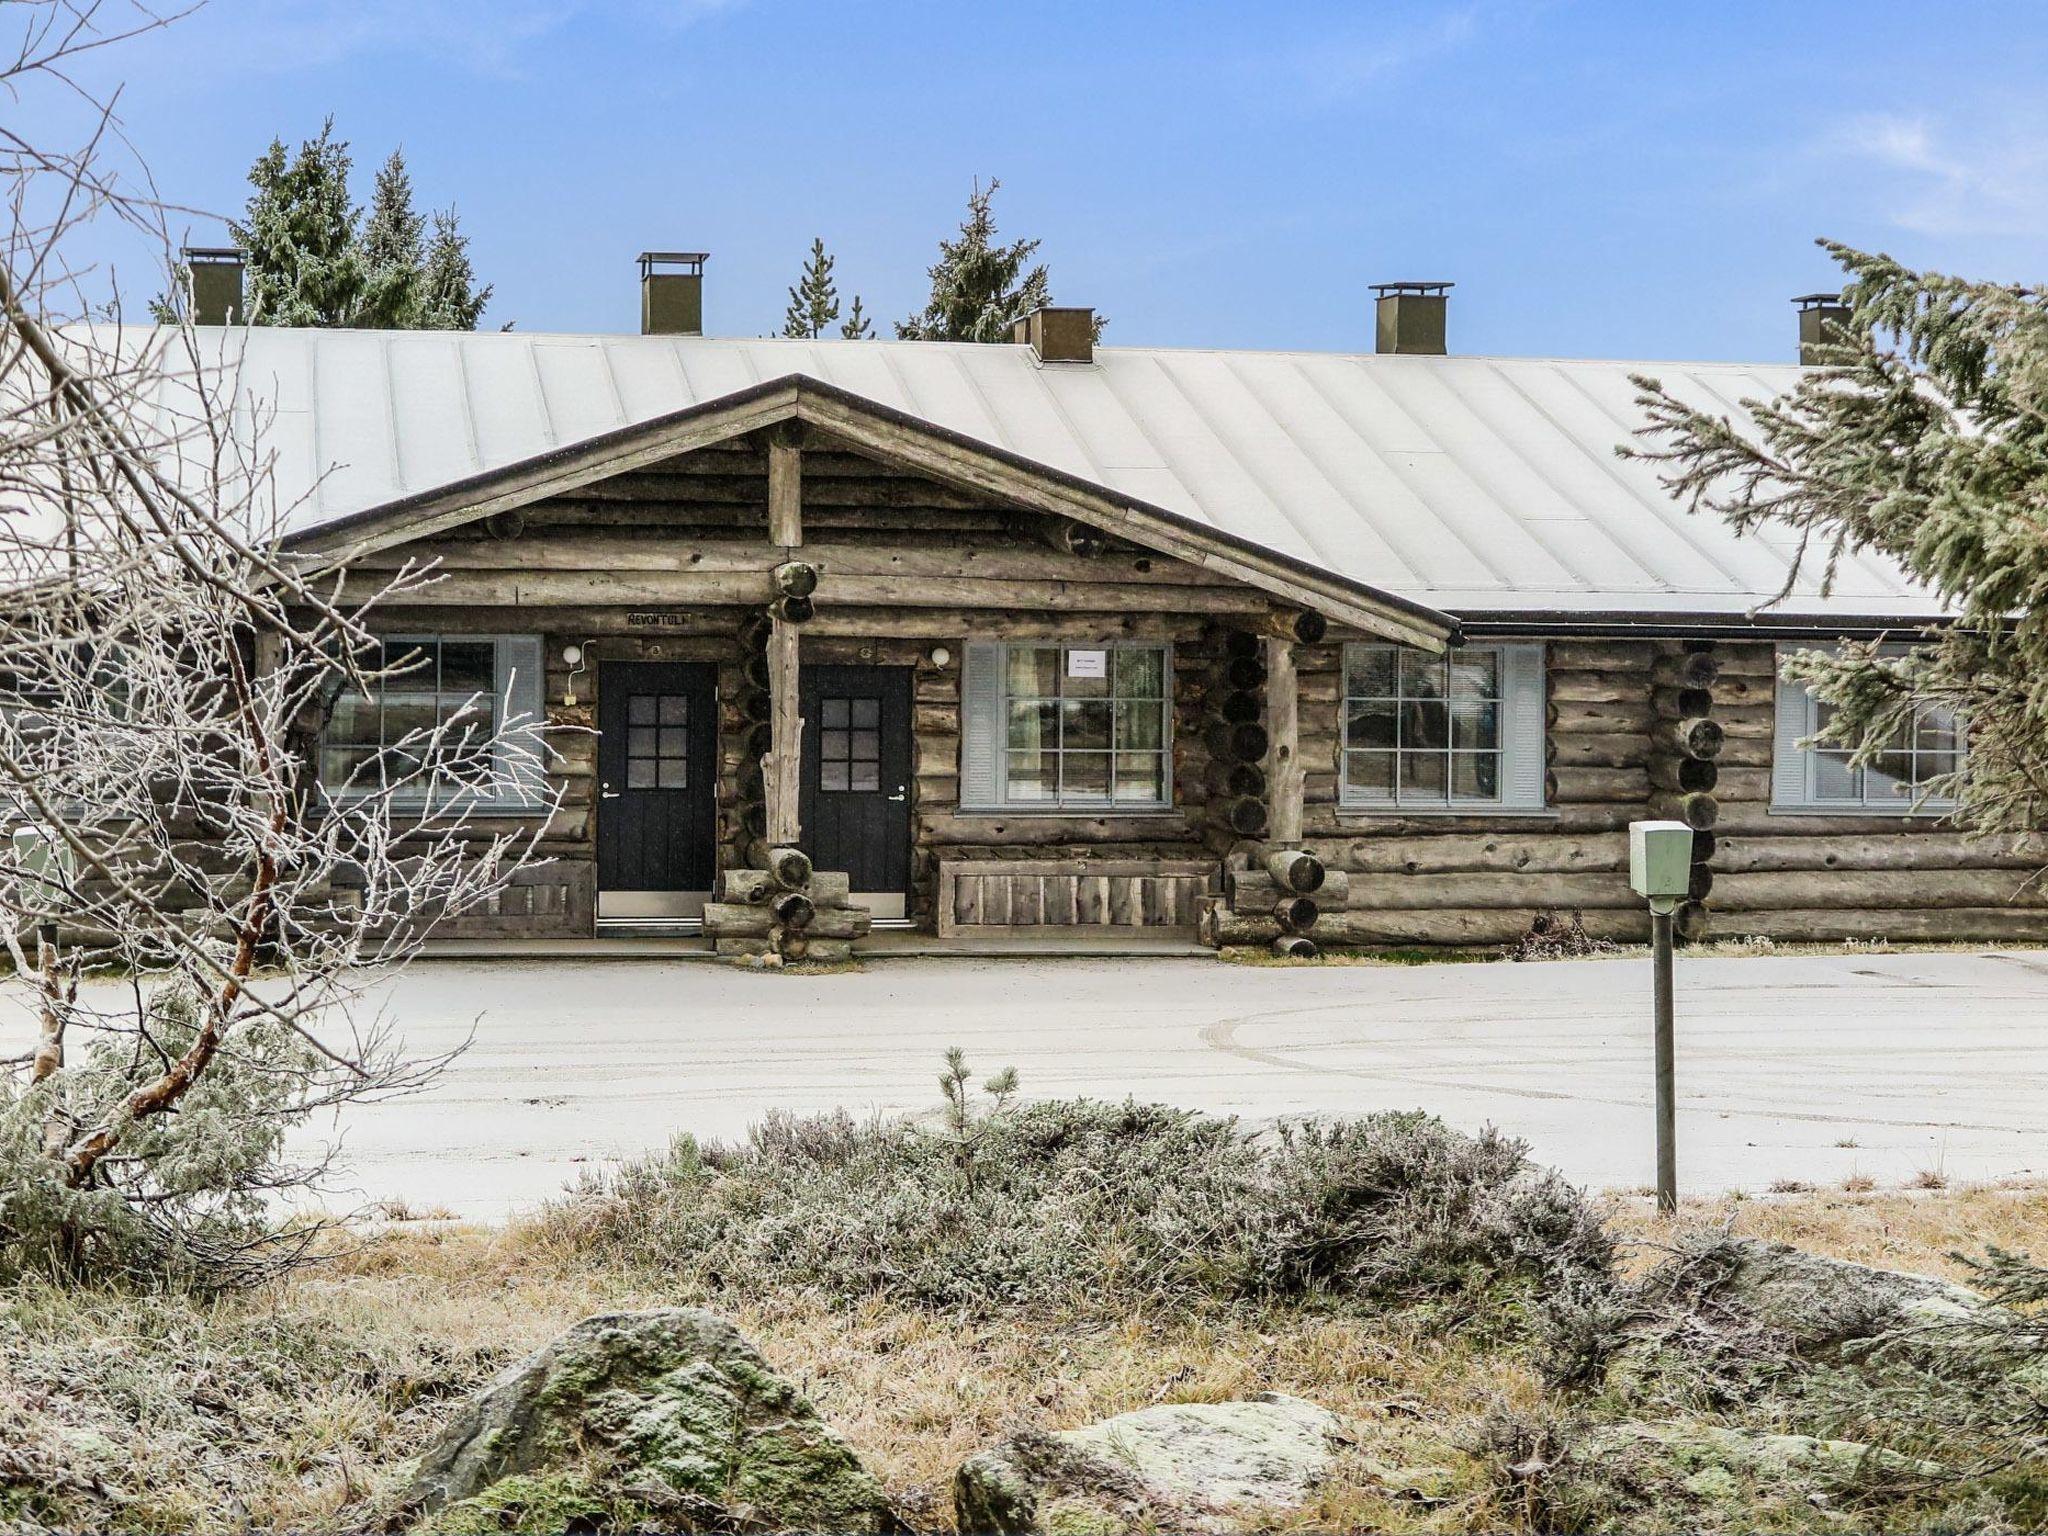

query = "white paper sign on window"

[{"left": 1067, "top": 649, "right": 1108, "bottom": 679}]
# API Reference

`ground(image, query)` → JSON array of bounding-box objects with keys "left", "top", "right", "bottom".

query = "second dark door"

[{"left": 800, "top": 664, "right": 913, "bottom": 897}]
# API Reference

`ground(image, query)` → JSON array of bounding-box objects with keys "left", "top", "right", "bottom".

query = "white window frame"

[
  {"left": 961, "top": 641, "right": 1174, "bottom": 813},
  {"left": 1339, "top": 641, "right": 1549, "bottom": 814},
  {"left": 319, "top": 633, "right": 547, "bottom": 813},
  {"left": 1772, "top": 643, "right": 1962, "bottom": 816}
]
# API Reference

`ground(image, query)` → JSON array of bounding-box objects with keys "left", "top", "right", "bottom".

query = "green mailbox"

[{"left": 1629, "top": 820, "right": 1694, "bottom": 913}]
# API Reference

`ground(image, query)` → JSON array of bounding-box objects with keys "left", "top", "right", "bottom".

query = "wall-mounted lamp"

[
  {"left": 929, "top": 646, "right": 952, "bottom": 668},
  {"left": 561, "top": 643, "right": 587, "bottom": 707}
]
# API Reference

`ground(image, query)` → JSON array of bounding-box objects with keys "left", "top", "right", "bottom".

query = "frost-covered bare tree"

[{"left": 0, "top": 1, "right": 550, "bottom": 1283}]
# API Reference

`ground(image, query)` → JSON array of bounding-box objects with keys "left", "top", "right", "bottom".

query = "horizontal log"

[
  {"left": 1548, "top": 671, "right": 1646, "bottom": 704},
  {"left": 702, "top": 903, "right": 873, "bottom": 940},
  {"left": 1705, "top": 805, "right": 1963, "bottom": 836},
  {"left": 1265, "top": 847, "right": 1326, "bottom": 893},
  {"left": 1649, "top": 758, "right": 1718, "bottom": 793},
  {"left": 1651, "top": 717, "right": 1724, "bottom": 761},
  {"left": 1551, "top": 732, "right": 1652, "bottom": 770},
  {"left": 1550, "top": 699, "right": 1654, "bottom": 735},
  {"left": 1272, "top": 894, "right": 1320, "bottom": 932},
  {"left": 1217, "top": 907, "right": 1653, "bottom": 947},
  {"left": 1710, "top": 833, "right": 2043, "bottom": 875},
  {"left": 1546, "top": 639, "right": 1657, "bottom": 670},
  {"left": 1707, "top": 907, "right": 2048, "bottom": 943},
  {"left": 1649, "top": 792, "right": 1718, "bottom": 831},
  {"left": 1334, "top": 870, "right": 1636, "bottom": 911},
  {"left": 1331, "top": 831, "right": 1627, "bottom": 877},
  {"left": 1651, "top": 653, "right": 1719, "bottom": 689},
  {"left": 1650, "top": 687, "right": 1714, "bottom": 719},
  {"left": 1712, "top": 868, "right": 2048, "bottom": 911},
  {"left": 1552, "top": 766, "right": 1649, "bottom": 802},
  {"left": 1229, "top": 869, "right": 1351, "bottom": 906},
  {"left": 922, "top": 811, "right": 1199, "bottom": 847},
  {"left": 1271, "top": 935, "right": 1320, "bottom": 959}
]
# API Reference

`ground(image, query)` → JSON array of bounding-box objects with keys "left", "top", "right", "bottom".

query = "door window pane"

[
  {"left": 817, "top": 694, "right": 882, "bottom": 795},
  {"left": 624, "top": 693, "right": 687, "bottom": 791}
]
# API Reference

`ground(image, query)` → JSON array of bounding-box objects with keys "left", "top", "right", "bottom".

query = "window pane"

[
  {"left": 1400, "top": 649, "right": 1445, "bottom": 700},
  {"left": 1062, "top": 700, "right": 1112, "bottom": 751},
  {"left": 821, "top": 761, "right": 849, "bottom": 791},
  {"left": 1113, "top": 752, "right": 1165, "bottom": 803},
  {"left": 1007, "top": 647, "right": 1060, "bottom": 697},
  {"left": 658, "top": 728, "right": 686, "bottom": 757},
  {"left": 1007, "top": 700, "right": 1056, "bottom": 751},
  {"left": 1401, "top": 750, "right": 1447, "bottom": 799},
  {"left": 629, "top": 695, "right": 656, "bottom": 725},
  {"left": 1114, "top": 648, "right": 1164, "bottom": 698},
  {"left": 1916, "top": 709, "right": 1957, "bottom": 755},
  {"left": 1063, "top": 651, "right": 1111, "bottom": 699},
  {"left": 1347, "top": 646, "right": 1396, "bottom": 699},
  {"left": 1347, "top": 700, "right": 1397, "bottom": 750},
  {"left": 851, "top": 697, "right": 879, "bottom": 729},
  {"left": 329, "top": 691, "right": 380, "bottom": 746},
  {"left": 385, "top": 642, "right": 437, "bottom": 688},
  {"left": 656, "top": 760, "right": 687, "bottom": 789},
  {"left": 440, "top": 641, "right": 495, "bottom": 699},
  {"left": 659, "top": 695, "right": 688, "bottom": 725},
  {"left": 1813, "top": 751, "right": 1858, "bottom": 800},
  {"left": 1115, "top": 700, "right": 1164, "bottom": 750},
  {"left": 1451, "top": 751, "right": 1500, "bottom": 801},
  {"left": 851, "top": 729, "right": 879, "bottom": 760},
  {"left": 628, "top": 727, "right": 657, "bottom": 758},
  {"left": 1451, "top": 702, "right": 1499, "bottom": 750},
  {"left": 627, "top": 758, "right": 656, "bottom": 788},
  {"left": 1404, "top": 700, "right": 1449, "bottom": 750},
  {"left": 1449, "top": 651, "right": 1499, "bottom": 700},
  {"left": 820, "top": 729, "right": 849, "bottom": 760},
  {"left": 1345, "top": 750, "right": 1394, "bottom": 799},
  {"left": 821, "top": 698, "right": 849, "bottom": 728},
  {"left": 1060, "top": 751, "right": 1111, "bottom": 801},
  {"left": 1866, "top": 750, "right": 1914, "bottom": 801},
  {"left": 322, "top": 747, "right": 375, "bottom": 786},
  {"left": 850, "top": 762, "right": 880, "bottom": 792},
  {"left": 384, "top": 699, "right": 437, "bottom": 742},
  {"left": 1005, "top": 750, "right": 1053, "bottom": 800}
]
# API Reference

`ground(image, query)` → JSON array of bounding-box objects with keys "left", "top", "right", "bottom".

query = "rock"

[
  {"left": 404, "top": 1308, "right": 901, "bottom": 1533},
  {"left": 1705, "top": 1240, "right": 1995, "bottom": 1349},
  {"left": 1570, "top": 1421, "right": 1943, "bottom": 1509},
  {"left": 954, "top": 1392, "right": 1344, "bottom": 1535}
]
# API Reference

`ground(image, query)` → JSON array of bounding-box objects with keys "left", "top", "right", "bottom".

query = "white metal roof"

[{"left": 145, "top": 327, "right": 1941, "bottom": 620}]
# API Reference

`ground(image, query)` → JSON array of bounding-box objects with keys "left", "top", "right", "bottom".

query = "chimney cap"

[
  {"left": 1369, "top": 280, "right": 1454, "bottom": 297},
  {"left": 1791, "top": 291, "right": 1846, "bottom": 309},
  {"left": 638, "top": 251, "right": 708, "bottom": 276},
  {"left": 181, "top": 246, "right": 242, "bottom": 264}
]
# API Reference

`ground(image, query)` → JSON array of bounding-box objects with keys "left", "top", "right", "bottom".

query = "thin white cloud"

[
  {"left": 1281, "top": 0, "right": 1547, "bottom": 105},
  {"left": 1815, "top": 109, "right": 2048, "bottom": 241}
]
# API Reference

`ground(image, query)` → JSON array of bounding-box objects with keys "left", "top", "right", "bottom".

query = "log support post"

[
  {"left": 1263, "top": 634, "right": 1302, "bottom": 847},
  {"left": 767, "top": 422, "right": 802, "bottom": 550},
  {"left": 764, "top": 615, "right": 801, "bottom": 849}
]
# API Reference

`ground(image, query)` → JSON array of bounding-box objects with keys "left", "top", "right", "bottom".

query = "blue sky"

[{"left": 63, "top": 0, "right": 2048, "bottom": 359}]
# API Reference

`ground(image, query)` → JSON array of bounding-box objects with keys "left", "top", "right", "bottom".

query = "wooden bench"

[{"left": 934, "top": 858, "right": 1217, "bottom": 939}]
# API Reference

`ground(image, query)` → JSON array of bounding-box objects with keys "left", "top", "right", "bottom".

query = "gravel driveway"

[{"left": 270, "top": 948, "right": 2048, "bottom": 1218}]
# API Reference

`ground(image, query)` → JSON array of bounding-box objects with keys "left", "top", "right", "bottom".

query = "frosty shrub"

[
  {"left": 0, "top": 980, "right": 325, "bottom": 1284},
  {"left": 535, "top": 1064, "right": 1613, "bottom": 1317}
]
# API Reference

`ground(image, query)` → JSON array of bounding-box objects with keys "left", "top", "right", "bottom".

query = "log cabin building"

[{"left": 191, "top": 258, "right": 2031, "bottom": 957}]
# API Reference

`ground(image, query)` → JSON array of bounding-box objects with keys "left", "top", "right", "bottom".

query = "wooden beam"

[
  {"left": 768, "top": 424, "right": 802, "bottom": 548},
  {"left": 765, "top": 615, "right": 802, "bottom": 847},
  {"left": 1263, "top": 636, "right": 1302, "bottom": 846}
]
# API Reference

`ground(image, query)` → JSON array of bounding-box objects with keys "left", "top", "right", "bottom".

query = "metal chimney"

[
  {"left": 1372, "top": 280, "right": 1452, "bottom": 355},
  {"left": 182, "top": 246, "right": 244, "bottom": 326},
  {"left": 639, "top": 251, "right": 707, "bottom": 336},
  {"left": 1009, "top": 306, "right": 1095, "bottom": 363},
  {"left": 1793, "top": 292, "right": 1855, "bottom": 365}
]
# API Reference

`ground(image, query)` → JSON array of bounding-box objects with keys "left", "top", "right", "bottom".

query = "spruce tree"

[
  {"left": 1625, "top": 240, "right": 2048, "bottom": 837},
  {"left": 229, "top": 119, "right": 365, "bottom": 327},
  {"left": 896, "top": 178, "right": 1056, "bottom": 343},
  {"left": 415, "top": 209, "right": 492, "bottom": 331},
  {"left": 782, "top": 237, "right": 841, "bottom": 338},
  {"left": 840, "top": 293, "right": 873, "bottom": 340},
  {"left": 356, "top": 149, "right": 426, "bottom": 328}
]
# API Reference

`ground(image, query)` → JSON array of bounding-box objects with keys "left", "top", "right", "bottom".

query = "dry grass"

[{"left": 5, "top": 1181, "right": 2041, "bottom": 1533}]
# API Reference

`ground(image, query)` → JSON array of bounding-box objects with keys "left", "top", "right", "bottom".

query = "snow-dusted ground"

[{"left": 21, "top": 950, "right": 2048, "bottom": 1219}]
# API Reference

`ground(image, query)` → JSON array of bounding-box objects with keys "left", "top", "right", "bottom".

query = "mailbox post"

[{"left": 1629, "top": 820, "right": 1694, "bottom": 1214}]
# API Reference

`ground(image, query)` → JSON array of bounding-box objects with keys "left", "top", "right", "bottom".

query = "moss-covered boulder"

[
  {"left": 954, "top": 1393, "right": 1344, "bottom": 1534},
  {"left": 1704, "top": 1240, "right": 1997, "bottom": 1350},
  {"left": 403, "top": 1308, "right": 902, "bottom": 1533}
]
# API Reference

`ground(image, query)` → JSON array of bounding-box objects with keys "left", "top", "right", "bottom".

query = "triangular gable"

[{"left": 283, "top": 373, "right": 1456, "bottom": 651}]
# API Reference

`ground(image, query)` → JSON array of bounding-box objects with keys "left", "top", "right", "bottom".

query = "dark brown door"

[
  {"left": 800, "top": 664, "right": 912, "bottom": 896},
  {"left": 596, "top": 660, "right": 718, "bottom": 894}
]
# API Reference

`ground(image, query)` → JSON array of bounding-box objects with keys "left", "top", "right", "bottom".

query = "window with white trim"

[
  {"left": 1772, "top": 645, "right": 1961, "bottom": 813},
  {"left": 960, "top": 643, "right": 1171, "bottom": 809},
  {"left": 320, "top": 634, "right": 545, "bottom": 809},
  {"left": 1340, "top": 642, "right": 1548, "bottom": 810}
]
